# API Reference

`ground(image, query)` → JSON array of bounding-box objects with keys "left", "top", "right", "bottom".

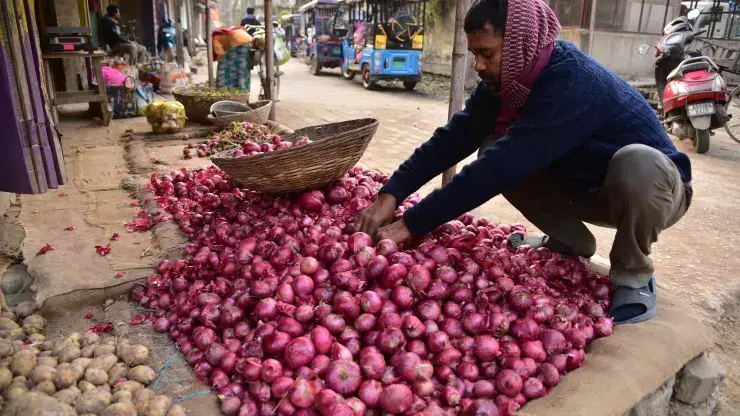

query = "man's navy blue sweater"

[{"left": 380, "top": 41, "right": 692, "bottom": 236}]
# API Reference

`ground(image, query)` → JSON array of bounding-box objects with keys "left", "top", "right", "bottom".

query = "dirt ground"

[{"left": 9, "top": 56, "right": 740, "bottom": 413}]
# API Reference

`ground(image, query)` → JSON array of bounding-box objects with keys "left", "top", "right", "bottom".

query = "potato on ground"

[
  {"left": 52, "top": 339, "right": 77, "bottom": 357},
  {"left": 75, "top": 387, "right": 113, "bottom": 414},
  {"left": 0, "top": 367, "right": 12, "bottom": 390},
  {"left": 21, "top": 315, "right": 45, "bottom": 334},
  {"left": 112, "top": 390, "right": 133, "bottom": 403},
  {"left": 89, "top": 354, "right": 118, "bottom": 372},
  {"left": 9, "top": 349, "right": 36, "bottom": 377},
  {"left": 54, "top": 367, "right": 81, "bottom": 390},
  {"left": 82, "top": 344, "right": 96, "bottom": 358},
  {"left": 78, "top": 380, "right": 96, "bottom": 393},
  {"left": 86, "top": 367, "right": 109, "bottom": 385},
  {"left": 58, "top": 346, "right": 82, "bottom": 363},
  {"left": 132, "top": 388, "right": 155, "bottom": 415},
  {"left": 26, "top": 333, "right": 45, "bottom": 344},
  {"left": 146, "top": 395, "right": 172, "bottom": 416},
  {"left": 115, "top": 380, "right": 143, "bottom": 394},
  {"left": 2, "top": 391, "right": 76, "bottom": 416},
  {"left": 14, "top": 301, "right": 39, "bottom": 319},
  {"left": 95, "top": 344, "right": 116, "bottom": 357},
  {"left": 3, "top": 385, "right": 28, "bottom": 402},
  {"left": 29, "top": 365, "right": 56, "bottom": 384},
  {"left": 37, "top": 356, "right": 57, "bottom": 367},
  {"left": 165, "top": 404, "right": 187, "bottom": 416},
  {"left": 101, "top": 401, "right": 138, "bottom": 416},
  {"left": 0, "top": 339, "right": 16, "bottom": 359},
  {"left": 120, "top": 344, "right": 149, "bottom": 366},
  {"left": 53, "top": 386, "right": 81, "bottom": 405},
  {"left": 108, "top": 363, "right": 128, "bottom": 386},
  {"left": 0, "top": 318, "right": 19, "bottom": 331},
  {"left": 128, "top": 366, "right": 156, "bottom": 384},
  {"left": 33, "top": 380, "right": 56, "bottom": 395},
  {"left": 81, "top": 333, "right": 101, "bottom": 347}
]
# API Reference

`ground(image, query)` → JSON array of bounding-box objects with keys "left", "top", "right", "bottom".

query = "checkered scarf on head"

[{"left": 500, "top": 0, "right": 561, "bottom": 109}]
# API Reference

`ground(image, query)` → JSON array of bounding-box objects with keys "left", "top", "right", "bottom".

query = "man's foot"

[
  {"left": 608, "top": 275, "right": 657, "bottom": 324},
  {"left": 508, "top": 233, "right": 547, "bottom": 250},
  {"left": 508, "top": 233, "right": 590, "bottom": 258}
]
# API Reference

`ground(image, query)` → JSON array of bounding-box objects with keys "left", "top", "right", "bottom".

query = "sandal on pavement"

[
  {"left": 508, "top": 233, "right": 588, "bottom": 259},
  {"left": 608, "top": 275, "right": 657, "bottom": 325}
]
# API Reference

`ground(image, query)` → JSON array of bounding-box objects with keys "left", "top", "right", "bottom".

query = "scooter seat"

[{"left": 667, "top": 58, "right": 713, "bottom": 81}]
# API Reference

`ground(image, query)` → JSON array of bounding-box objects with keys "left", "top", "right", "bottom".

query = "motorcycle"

[
  {"left": 638, "top": 9, "right": 729, "bottom": 153},
  {"left": 158, "top": 19, "right": 176, "bottom": 61}
]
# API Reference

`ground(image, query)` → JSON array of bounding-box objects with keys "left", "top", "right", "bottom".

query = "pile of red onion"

[{"left": 136, "top": 166, "right": 614, "bottom": 416}]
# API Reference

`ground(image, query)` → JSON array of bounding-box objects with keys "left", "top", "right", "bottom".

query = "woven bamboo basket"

[
  {"left": 212, "top": 118, "right": 379, "bottom": 194},
  {"left": 206, "top": 100, "right": 273, "bottom": 128},
  {"left": 172, "top": 86, "right": 250, "bottom": 124}
]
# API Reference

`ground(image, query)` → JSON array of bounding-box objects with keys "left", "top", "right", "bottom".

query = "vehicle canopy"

[{"left": 340, "top": 0, "right": 426, "bottom": 50}]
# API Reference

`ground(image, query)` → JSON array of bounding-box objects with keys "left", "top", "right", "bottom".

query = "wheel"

[
  {"left": 724, "top": 84, "right": 740, "bottom": 144},
  {"left": 310, "top": 55, "right": 321, "bottom": 75},
  {"left": 403, "top": 81, "right": 417, "bottom": 91},
  {"left": 361, "top": 66, "right": 375, "bottom": 90},
  {"left": 693, "top": 128, "right": 710, "bottom": 153},
  {"left": 342, "top": 65, "right": 356, "bottom": 80}
]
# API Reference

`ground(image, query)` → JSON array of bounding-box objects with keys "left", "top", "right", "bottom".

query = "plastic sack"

[
  {"left": 134, "top": 84, "right": 154, "bottom": 116},
  {"left": 159, "top": 63, "right": 188, "bottom": 94},
  {"left": 145, "top": 100, "right": 186, "bottom": 134},
  {"left": 274, "top": 36, "right": 290, "bottom": 66},
  {"left": 101, "top": 66, "right": 132, "bottom": 87}
]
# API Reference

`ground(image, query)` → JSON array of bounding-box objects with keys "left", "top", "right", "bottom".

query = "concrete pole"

[
  {"left": 265, "top": 0, "right": 276, "bottom": 120},
  {"left": 206, "top": 0, "right": 214, "bottom": 87},
  {"left": 588, "top": 0, "right": 597, "bottom": 56},
  {"left": 175, "top": 0, "right": 185, "bottom": 67},
  {"left": 442, "top": 0, "right": 470, "bottom": 186}
]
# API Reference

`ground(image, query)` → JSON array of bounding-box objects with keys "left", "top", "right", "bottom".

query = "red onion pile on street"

[{"left": 137, "top": 166, "right": 615, "bottom": 416}]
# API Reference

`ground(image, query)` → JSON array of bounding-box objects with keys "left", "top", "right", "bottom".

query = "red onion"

[
  {"left": 271, "top": 377, "right": 294, "bottom": 398},
  {"left": 358, "top": 380, "right": 383, "bottom": 407},
  {"left": 376, "top": 239, "right": 399, "bottom": 257},
  {"left": 510, "top": 318, "right": 540, "bottom": 341},
  {"left": 391, "top": 286, "right": 415, "bottom": 310},
  {"left": 311, "top": 326, "right": 332, "bottom": 355},
  {"left": 289, "top": 379, "right": 317, "bottom": 408},
  {"left": 495, "top": 369, "right": 523, "bottom": 398},
  {"left": 522, "top": 377, "right": 545, "bottom": 399},
  {"left": 262, "top": 331, "right": 291, "bottom": 356},
  {"left": 310, "top": 354, "right": 331, "bottom": 377},
  {"left": 396, "top": 352, "right": 422, "bottom": 382},
  {"left": 283, "top": 337, "right": 316, "bottom": 369},
  {"left": 521, "top": 340, "right": 547, "bottom": 362},
  {"left": 381, "top": 264, "right": 408, "bottom": 289},
  {"left": 538, "top": 362, "right": 560, "bottom": 387},
  {"left": 153, "top": 318, "right": 170, "bottom": 333},
  {"left": 564, "top": 327, "right": 587, "bottom": 349},
  {"left": 380, "top": 384, "right": 414, "bottom": 414},
  {"left": 221, "top": 396, "right": 242, "bottom": 415},
  {"left": 473, "top": 335, "right": 500, "bottom": 361},
  {"left": 260, "top": 359, "right": 282, "bottom": 383},
  {"left": 376, "top": 328, "right": 405, "bottom": 355},
  {"left": 472, "top": 380, "right": 495, "bottom": 399},
  {"left": 594, "top": 316, "right": 614, "bottom": 337},
  {"left": 360, "top": 352, "right": 386, "bottom": 380},
  {"left": 326, "top": 359, "right": 361, "bottom": 394},
  {"left": 441, "top": 385, "right": 461, "bottom": 406}
]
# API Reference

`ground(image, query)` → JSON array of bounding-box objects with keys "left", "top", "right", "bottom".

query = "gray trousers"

[
  {"left": 113, "top": 42, "right": 147, "bottom": 66},
  {"left": 503, "top": 144, "right": 692, "bottom": 289}
]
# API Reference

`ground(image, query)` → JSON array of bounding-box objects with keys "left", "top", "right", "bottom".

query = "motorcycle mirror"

[
  {"left": 638, "top": 44, "right": 651, "bottom": 55},
  {"left": 687, "top": 9, "right": 701, "bottom": 21}
]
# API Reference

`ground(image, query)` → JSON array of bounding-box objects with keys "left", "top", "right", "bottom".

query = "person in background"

[
  {"left": 101, "top": 5, "right": 147, "bottom": 65},
  {"left": 355, "top": 0, "right": 693, "bottom": 325},
  {"left": 241, "top": 7, "right": 261, "bottom": 27}
]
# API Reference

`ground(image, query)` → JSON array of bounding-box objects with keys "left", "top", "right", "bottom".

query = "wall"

[
  {"left": 422, "top": 0, "right": 479, "bottom": 88},
  {"left": 559, "top": 28, "right": 659, "bottom": 79}
]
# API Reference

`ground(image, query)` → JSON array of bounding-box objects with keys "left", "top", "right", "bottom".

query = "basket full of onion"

[{"left": 212, "top": 118, "right": 378, "bottom": 194}]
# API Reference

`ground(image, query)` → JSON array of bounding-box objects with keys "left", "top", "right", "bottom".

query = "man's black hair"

[
  {"left": 247, "top": 7, "right": 255, "bottom": 14},
  {"left": 464, "top": 0, "right": 508, "bottom": 34},
  {"left": 106, "top": 4, "right": 119, "bottom": 16}
]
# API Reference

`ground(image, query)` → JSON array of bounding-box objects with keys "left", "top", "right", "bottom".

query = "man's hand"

[
  {"left": 355, "top": 193, "right": 397, "bottom": 238},
  {"left": 376, "top": 219, "right": 412, "bottom": 244}
]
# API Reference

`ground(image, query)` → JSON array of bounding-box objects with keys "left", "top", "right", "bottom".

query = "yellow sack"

[{"left": 145, "top": 100, "right": 186, "bottom": 134}]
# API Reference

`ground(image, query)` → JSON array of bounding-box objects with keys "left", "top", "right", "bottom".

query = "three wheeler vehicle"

[
  {"left": 339, "top": 0, "right": 426, "bottom": 90},
  {"left": 298, "top": 0, "right": 347, "bottom": 75}
]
